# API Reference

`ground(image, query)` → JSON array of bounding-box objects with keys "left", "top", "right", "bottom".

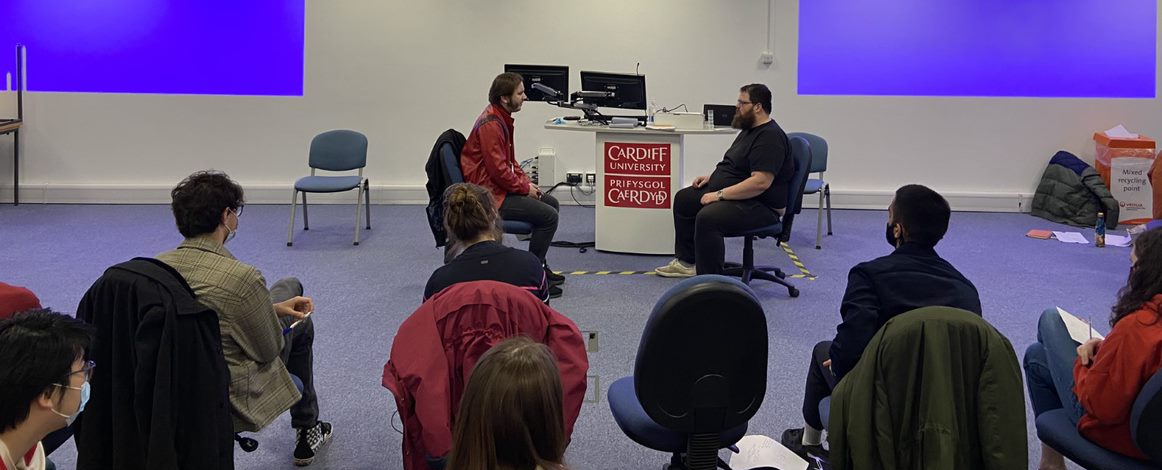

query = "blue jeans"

[{"left": 1023, "top": 309, "right": 1087, "bottom": 424}]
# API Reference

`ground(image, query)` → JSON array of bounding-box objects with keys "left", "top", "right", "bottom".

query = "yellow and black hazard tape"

[
  {"left": 556, "top": 244, "right": 817, "bottom": 280},
  {"left": 781, "top": 242, "right": 817, "bottom": 280}
]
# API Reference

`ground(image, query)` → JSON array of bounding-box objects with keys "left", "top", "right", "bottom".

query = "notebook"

[{"left": 1026, "top": 229, "right": 1053, "bottom": 240}]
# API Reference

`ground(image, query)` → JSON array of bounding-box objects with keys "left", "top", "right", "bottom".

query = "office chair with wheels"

[
  {"left": 787, "top": 132, "right": 831, "bottom": 249},
  {"left": 608, "top": 275, "right": 768, "bottom": 470},
  {"left": 1035, "top": 362, "right": 1162, "bottom": 469},
  {"left": 722, "top": 135, "right": 813, "bottom": 297},
  {"left": 287, "top": 129, "right": 371, "bottom": 246}
]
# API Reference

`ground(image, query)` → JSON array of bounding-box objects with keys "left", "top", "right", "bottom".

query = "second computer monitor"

[
  {"left": 504, "top": 64, "right": 569, "bottom": 102},
  {"left": 579, "top": 71, "right": 646, "bottom": 110}
]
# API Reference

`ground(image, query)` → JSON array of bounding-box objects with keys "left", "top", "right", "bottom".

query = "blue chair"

[
  {"left": 1035, "top": 370, "right": 1162, "bottom": 469},
  {"left": 788, "top": 132, "right": 831, "bottom": 249},
  {"left": 287, "top": 130, "right": 371, "bottom": 246},
  {"left": 608, "top": 275, "right": 768, "bottom": 470},
  {"left": 438, "top": 141, "right": 533, "bottom": 236},
  {"left": 722, "top": 135, "right": 813, "bottom": 297}
]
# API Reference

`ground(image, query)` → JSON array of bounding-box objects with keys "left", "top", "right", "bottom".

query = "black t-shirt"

[
  {"left": 706, "top": 119, "right": 793, "bottom": 209},
  {"left": 424, "top": 241, "right": 549, "bottom": 302}
]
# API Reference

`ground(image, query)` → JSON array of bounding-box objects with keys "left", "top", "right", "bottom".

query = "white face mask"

[
  {"left": 224, "top": 208, "right": 241, "bottom": 243},
  {"left": 51, "top": 381, "right": 90, "bottom": 426}
]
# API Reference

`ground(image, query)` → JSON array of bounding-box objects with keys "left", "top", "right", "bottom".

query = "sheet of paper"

[
  {"left": 1052, "top": 231, "right": 1090, "bottom": 244},
  {"left": 1057, "top": 307, "right": 1105, "bottom": 342},
  {"left": 1105, "top": 124, "right": 1139, "bottom": 139},
  {"left": 1105, "top": 234, "right": 1132, "bottom": 247},
  {"left": 729, "top": 435, "right": 810, "bottom": 470}
]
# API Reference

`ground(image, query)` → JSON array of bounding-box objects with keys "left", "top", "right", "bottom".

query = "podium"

[{"left": 544, "top": 121, "right": 737, "bottom": 254}]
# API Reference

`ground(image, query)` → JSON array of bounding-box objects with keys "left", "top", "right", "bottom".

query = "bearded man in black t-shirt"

[{"left": 656, "top": 83, "right": 794, "bottom": 277}]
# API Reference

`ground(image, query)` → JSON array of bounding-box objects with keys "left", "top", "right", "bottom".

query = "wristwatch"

[{"left": 716, "top": 190, "right": 725, "bottom": 201}]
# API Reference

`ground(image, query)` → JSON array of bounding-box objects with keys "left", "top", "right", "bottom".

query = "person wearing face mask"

[
  {"left": 780, "top": 184, "right": 982, "bottom": 463},
  {"left": 1025, "top": 227, "right": 1162, "bottom": 469},
  {"left": 156, "top": 170, "right": 332, "bottom": 466},
  {"left": 0, "top": 309, "right": 95, "bottom": 470}
]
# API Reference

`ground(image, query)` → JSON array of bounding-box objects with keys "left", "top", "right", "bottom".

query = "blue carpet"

[{"left": 1, "top": 203, "right": 1124, "bottom": 470}]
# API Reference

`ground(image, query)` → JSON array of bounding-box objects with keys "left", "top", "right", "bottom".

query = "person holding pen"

[
  {"left": 1024, "top": 227, "right": 1162, "bottom": 469},
  {"left": 157, "top": 170, "right": 332, "bottom": 467}
]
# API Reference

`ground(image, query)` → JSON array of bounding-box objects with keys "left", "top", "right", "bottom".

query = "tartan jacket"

[{"left": 157, "top": 237, "right": 300, "bottom": 432}]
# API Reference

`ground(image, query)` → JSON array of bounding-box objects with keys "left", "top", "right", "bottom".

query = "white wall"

[{"left": 0, "top": 0, "right": 1159, "bottom": 210}]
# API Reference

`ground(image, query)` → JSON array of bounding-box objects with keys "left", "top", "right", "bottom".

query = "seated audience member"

[
  {"left": 656, "top": 83, "right": 794, "bottom": 277},
  {"left": 446, "top": 336, "right": 569, "bottom": 470},
  {"left": 155, "top": 170, "right": 331, "bottom": 466},
  {"left": 0, "top": 283, "right": 41, "bottom": 320},
  {"left": 1025, "top": 227, "right": 1162, "bottom": 469},
  {"left": 461, "top": 72, "right": 566, "bottom": 290},
  {"left": 0, "top": 309, "right": 95, "bottom": 470},
  {"left": 780, "top": 184, "right": 983, "bottom": 461},
  {"left": 426, "top": 183, "right": 553, "bottom": 301}
]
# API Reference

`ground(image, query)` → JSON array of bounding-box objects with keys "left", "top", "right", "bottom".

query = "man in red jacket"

[{"left": 460, "top": 72, "right": 565, "bottom": 298}]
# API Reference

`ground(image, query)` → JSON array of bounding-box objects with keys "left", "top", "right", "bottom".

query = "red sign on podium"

[
  {"left": 604, "top": 142, "right": 670, "bottom": 176},
  {"left": 605, "top": 175, "right": 671, "bottom": 209}
]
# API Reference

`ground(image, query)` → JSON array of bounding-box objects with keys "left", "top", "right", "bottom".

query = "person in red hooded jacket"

[
  {"left": 460, "top": 72, "right": 565, "bottom": 295},
  {"left": 1025, "top": 227, "right": 1162, "bottom": 469}
]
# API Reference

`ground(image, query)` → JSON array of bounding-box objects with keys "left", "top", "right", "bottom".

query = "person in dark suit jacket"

[{"left": 781, "top": 184, "right": 983, "bottom": 462}]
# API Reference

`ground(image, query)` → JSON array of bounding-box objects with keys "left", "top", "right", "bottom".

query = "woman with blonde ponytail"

[{"left": 424, "top": 184, "right": 554, "bottom": 302}]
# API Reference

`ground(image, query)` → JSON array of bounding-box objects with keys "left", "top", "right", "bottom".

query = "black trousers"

[
  {"left": 271, "top": 278, "right": 320, "bottom": 429},
  {"left": 803, "top": 340, "right": 839, "bottom": 431},
  {"left": 500, "top": 192, "right": 559, "bottom": 263},
  {"left": 673, "top": 186, "right": 781, "bottom": 275}
]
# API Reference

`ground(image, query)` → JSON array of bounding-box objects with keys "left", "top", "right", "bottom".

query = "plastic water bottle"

[
  {"left": 705, "top": 110, "right": 714, "bottom": 129},
  {"left": 1095, "top": 212, "right": 1106, "bottom": 248},
  {"left": 647, "top": 100, "right": 657, "bottom": 124}
]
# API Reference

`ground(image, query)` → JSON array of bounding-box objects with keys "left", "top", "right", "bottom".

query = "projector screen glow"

[
  {"left": 1, "top": 0, "right": 305, "bottom": 96},
  {"left": 798, "top": 0, "right": 1156, "bottom": 98}
]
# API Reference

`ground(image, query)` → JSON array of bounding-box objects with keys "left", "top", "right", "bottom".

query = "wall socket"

[
  {"left": 566, "top": 173, "right": 583, "bottom": 185},
  {"left": 585, "top": 173, "right": 596, "bottom": 185}
]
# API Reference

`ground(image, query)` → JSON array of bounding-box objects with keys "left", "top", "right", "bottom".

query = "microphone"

[{"left": 531, "top": 82, "right": 564, "bottom": 99}]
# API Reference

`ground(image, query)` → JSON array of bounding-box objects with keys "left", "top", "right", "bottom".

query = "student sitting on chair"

[
  {"left": 425, "top": 183, "right": 554, "bottom": 301},
  {"left": 1025, "top": 227, "right": 1162, "bottom": 469},
  {"left": 0, "top": 309, "right": 95, "bottom": 470},
  {"left": 446, "top": 336, "right": 570, "bottom": 470},
  {"left": 156, "top": 170, "right": 331, "bottom": 466},
  {"left": 655, "top": 83, "right": 793, "bottom": 277},
  {"left": 780, "top": 184, "right": 982, "bottom": 463}
]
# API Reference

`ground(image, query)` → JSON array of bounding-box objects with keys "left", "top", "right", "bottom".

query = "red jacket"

[
  {"left": 0, "top": 282, "right": 41, "bottom": 320},
  {"left": 381, "top": 281, "right": 588, "bottom": 470},
  {"left": 460, "top": 104, "right": 530, "bottom": 207},
  {"left": 1074, "top": 294, "right": 1162, "bottom": 459}
]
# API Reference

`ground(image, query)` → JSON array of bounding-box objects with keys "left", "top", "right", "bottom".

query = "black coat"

[
  {"left": 74, "top": 258, "right": 233, "bottom": 470},
  {"left": 425, "top": 128, "right": 467, "bottom": 247}
]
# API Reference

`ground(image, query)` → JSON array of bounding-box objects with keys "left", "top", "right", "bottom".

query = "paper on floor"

[
  {"left": 1057, "top": 307, "right": 1106, "bottom": 342},
  {"left": 1105, "top": 234, "right": 1132, "bottom": 247},
  {"left": 730, "top": 435, "right": 809, "bottom": 470},
  {"left": 1052, "top": 231, "right": 1090, "bottom": 244}
]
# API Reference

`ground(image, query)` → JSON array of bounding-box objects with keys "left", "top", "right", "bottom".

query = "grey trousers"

[{"left": 270, "top": 277, "right": 320, "bottom": 429}]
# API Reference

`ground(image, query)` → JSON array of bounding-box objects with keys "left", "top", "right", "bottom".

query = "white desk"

[{"left": 544, "top": 120, "right": 737, "bottom": 254}]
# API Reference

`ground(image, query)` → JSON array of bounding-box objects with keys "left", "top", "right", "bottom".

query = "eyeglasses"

[
  {"left": 56, "top": 360, "right": 95, "bottom": 387},
  {"left": 736, "top": 100, "right": 755, "bottom": 107},
  {"left": 233, "top": 205, "right": 244, "bottom": 217}
]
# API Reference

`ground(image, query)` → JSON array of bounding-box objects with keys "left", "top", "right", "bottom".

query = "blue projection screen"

[
  {"left": 798, "top": 0, "right": 1156, "bottom": 98},
  {"left": 1, "top": 0, "right": 305, "bottom": 96}
]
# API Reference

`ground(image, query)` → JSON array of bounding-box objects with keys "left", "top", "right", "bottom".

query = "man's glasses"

[
  {"left": 57, "top": 360, "right": 96, "bottom": 387},
  {"left": 737, "top": 100, "right": 755, "bottom": 107},
  {"left": 233, "top": 205, "right": 245, "bottom": 217}
]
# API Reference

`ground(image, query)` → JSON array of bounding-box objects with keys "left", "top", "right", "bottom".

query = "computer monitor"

[
  {"left": 504, "top": 64, "right": 569, "bottom": 102},
  {"left": 579, "top": 71, "right": 646, "bottom": 110}
]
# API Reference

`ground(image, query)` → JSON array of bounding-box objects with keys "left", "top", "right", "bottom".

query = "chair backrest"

[
  {"left": 1131, "top": 369, "right": 1162, "bottom": 462},
  {"left": 309, "top": 129, "right": 368, "bottom": 171},
  {"left": 779, "top": 135, "right": 814, "bottom": 235},
  {"left": 633, "top": 275, "right": 767, "bottom": 435},
  {"left": 440, "top": 142, "right": 465, "bottom": 184},
  {"left": 788, "top": 132, "right": 828, "bottom": 174}
]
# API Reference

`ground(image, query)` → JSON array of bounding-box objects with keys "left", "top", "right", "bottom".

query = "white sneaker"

[{"left": 654, "top": 259, "right": 696, "bottom": 278}]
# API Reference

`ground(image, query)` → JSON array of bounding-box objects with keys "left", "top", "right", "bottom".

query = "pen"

[{"left": 282, "top": 310, "right": 312, "bottom": 335}]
